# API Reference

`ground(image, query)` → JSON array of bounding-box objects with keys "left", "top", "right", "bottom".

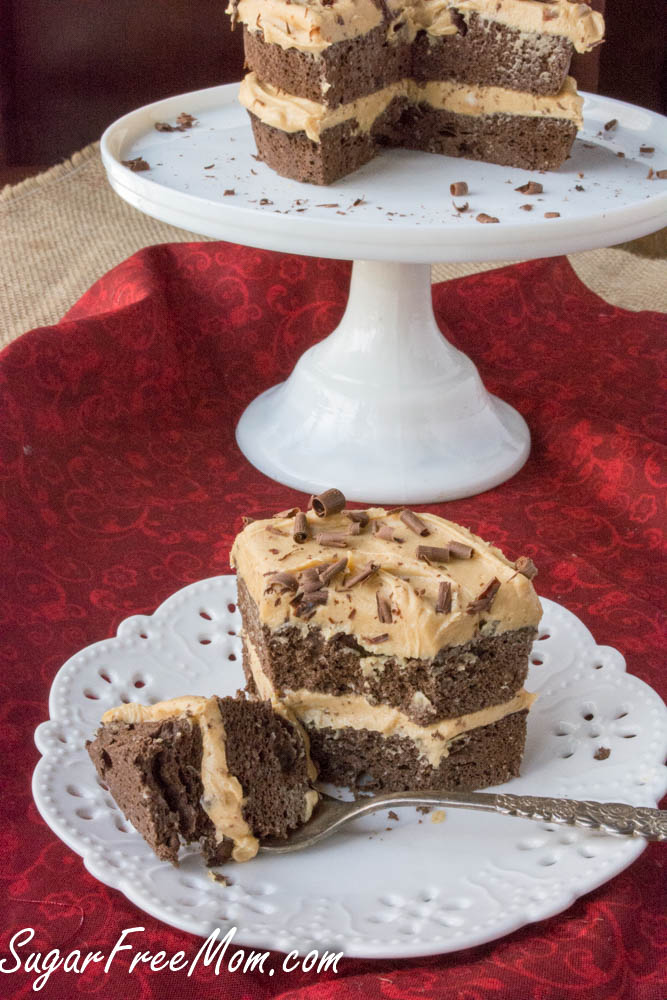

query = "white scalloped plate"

[{"left": 33, "top": 578, "right": 667, "bottom": 958}]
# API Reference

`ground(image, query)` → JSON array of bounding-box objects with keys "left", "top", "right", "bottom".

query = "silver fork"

[{"left": 260, "top": 790, "right": 667, "bottom": 853}]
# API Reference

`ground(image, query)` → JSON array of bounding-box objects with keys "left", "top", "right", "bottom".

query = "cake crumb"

[
  {"left": 431, "top": 810, "right": 446, "bottom": 824},
  {"left": 121, "top": 157, "right": 149, "bottom": 172},
  {"left": 388, "top": 810, "right": 399, "bottom": 821},
  {"left": 208, "top": 871, "right": 232, "bottom": 887},
  {"left": 594, "top": 746, "right": 611, "bottom": 760}
]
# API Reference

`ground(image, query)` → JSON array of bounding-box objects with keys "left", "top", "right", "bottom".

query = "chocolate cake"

[
  {"left": 87, "top": 694, "right": 319, "bottom": 865},
  {"left": 231, "top": 491, "right": 542, "bottom": 793},
  {"left": 227, "top": 0, "right": 604, "bottom": 183}
]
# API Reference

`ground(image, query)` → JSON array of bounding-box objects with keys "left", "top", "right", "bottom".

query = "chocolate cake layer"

[
  {"left": 412, "top": 12, "right": 573, "bottom": 96},
  {"left": 239, "top": 577, "right": 534, "bottom": 724},
  {"left": 217, "top": 696, "right": 318, "bottom": 841},
  {"left": 248, "top": 112, "right": 378, "bottom": 186},
  {"left": 244, "top": 24, "right": 412, "bottom": 109},
  {"left": 87, "top": 716, "right": 221, "bottom": 865},
  {"left": 376, "top": 98, "right": 579, "bottom": 171},
  {"left": 306, "top": 709, "right": 529, "bottom": 792},
  {"left": 244, "top": 12, "right": 573, "bottom": 109}
]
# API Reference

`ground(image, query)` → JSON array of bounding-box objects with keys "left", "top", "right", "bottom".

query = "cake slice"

[
  {"left": 229, "top": 0, "right": 604, "bottom": 183},
  {"left": 231, "top": 492, "right": 542, "bottom": 792},
  {"left": 87, "top": 694, "right": 319, "bottom": 865}
]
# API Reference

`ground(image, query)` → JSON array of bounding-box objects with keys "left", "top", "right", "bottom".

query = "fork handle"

[{"left": 374, "top": 791, "right": 667, "bottom": 841}]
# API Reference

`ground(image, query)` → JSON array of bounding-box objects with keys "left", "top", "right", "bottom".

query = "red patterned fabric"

[{"left": 1, "top": 243, "right": 665, "bottom": 999}]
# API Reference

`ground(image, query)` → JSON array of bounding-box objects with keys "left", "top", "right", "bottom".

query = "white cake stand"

[{"left": 101, "top": 85, "right": 667, "bottom": 503}]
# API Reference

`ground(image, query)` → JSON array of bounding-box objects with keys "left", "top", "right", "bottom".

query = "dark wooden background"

[{"left": 1, "top": 0, "right": 664, "bottom": 173}]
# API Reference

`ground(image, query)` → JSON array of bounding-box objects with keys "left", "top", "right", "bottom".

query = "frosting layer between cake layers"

[
  {"left": 229, "top": 0, "right": 604, "bottom": 55},
  {"left": 243, "top": 633, "right": 536, "bottom": 767},
  {"left": 239, "top": 72, "right": 583, "bottom": 142}
]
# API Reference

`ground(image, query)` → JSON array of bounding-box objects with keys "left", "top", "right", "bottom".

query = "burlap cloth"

[{"left": 1, "top": 141, "right": 665, "bottom": 347}]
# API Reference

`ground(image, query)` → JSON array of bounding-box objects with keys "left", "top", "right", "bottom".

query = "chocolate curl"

[
  {"left": 448, "top": 541, "right": 474, "bottom": 559},
  {"left": 293, "top": 591, "right": 328, "bottom": 617},
  {"left": 266, "top": 572, "right": 298, "bottom": 592},
  {"left": 316, "top": 532, "right": 349, "bottom": 548},
  {"left": 376, "top": 592, "right": 393, "bottom": 624},
  {"left": 293, "top": 513, "right": 309, "bottom": 543},
  {"left": 347, "top": 522, "right": 361, "bottom": 536},
  {"left": 417, "top": 545, "right": 450, "bottom": 563},
  {"left": 318, "top": 557, "right": 348, "bottom": 586},
  {"left": 450, "top": 181, "right": 468, "bottom": 197},
  {"left": 310, "top": 488, "right": 346, "bottom": 518},
  {"left": 374, "top": 523, "right": 404, "bottom": 542},
  {"left": 274, "top": 507, "right": 299, "bottom": 519},
  {"left": 301, "top": 575, "right": 326, "bottom": 594},
  {"left": 515, "top": 556, "right": 538, "bottom": 580},
  {"left": 347, "top": 511, "right": 370, "bottom": 526},
  {"left": 342, "top": 561, "right": 379, "bottom": 589},
  {"left": 467, "top": 578, "right": 501, "bottom": 614},
  {"left": 515, "top": 181, "right": 543, "bottom": 195},
  {"left": 299, "top": 567, "right": 321, "bottom": 585},
  {"left": 400, "top": 510, "right": 430, "bottom": 536},
  {"left": 435, "top": 581, "right": 452, "bottom": 614},
  {"left": 362, "top": 634, "right": 389, "bottom": 644}
]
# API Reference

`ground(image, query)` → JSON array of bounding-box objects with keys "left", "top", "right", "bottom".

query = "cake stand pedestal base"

[{"left": 236, "top": 260, "right": 530, "bottom": 504}]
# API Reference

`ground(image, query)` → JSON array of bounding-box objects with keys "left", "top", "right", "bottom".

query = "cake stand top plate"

[{"left": 101, "top": 84, "right": 667, "bottom": 262}]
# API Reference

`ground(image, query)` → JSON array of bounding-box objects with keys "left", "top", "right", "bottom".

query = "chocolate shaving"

[
  {"left": 476, "top": 213, "right": 499, "bottom": 224},
  {"left": 266, "top": 525, "right": 287, "bottom": 536},
  {"left": 544, "top": 212, "right": 560, "bottom": 219},
  {"left": 122, "top": 157, "right": 150, "bottom": 172},
  {"left": 515, "top": 556, "right": 538, "bottom": 580},
  {"left": 594, "top": 746, "right": 611, "bottom": 761},
  {"left": 301, "top": 575, "right": 326, "bottom": 594},
  {"left": 450, "top": 181, "right": 468, "bottom": 197},
  {"left": 417, "top": 545, "right": 450, "bottom": 563},
  {"left": 575, "top": 184, "right": 585, "bottom": 191},
  {"left": 362, "top": 634, "right": 389, "bottom": 644},
  {"left": 299, "top": 568, "right": 321, "bottom": 585},
  {"left": 515, "top": 181, "right": 543, "bottom": 195},
  {"left": 604, "top": 118, "right": 618, "bottom": 131},
  {"left": 318, "top": 558, "right": 347, "bottom": 586},
  {"left": 347, "top": 522, "right": 361, "bottom": 536},
  {"left": 293, "top": 591, "right": 328, "bottom": 617},
  {"left": 376, "top": 591, "right": 393, "bottom": 624},
  {"left": 640, "top": 146, "right": 654, "bottom": 154},
  {"left": 400, "top": 510, "right": 430, "bottom": 536},
  {"left": 310, "top": 488, "right": 346, "bottom": 517},
  {"left": 343, "top": 561, "right": 378, "bottom": 589},
  {"left": 657, "top": 169, "right": 667, "bottom": 179},
  {"left": 520, "top": 204, "right": 533, "bottom": 211},
  {"left": 448, "top": 541, "right": 474, "bottom": 559},
  {"left": 467, "top": 578, "right": 501, "bottom": 614},
  {"left": 347, "top": 511, "right": 370, "bottom": 526},
  {"left": 316, "top": 532, "right": 349, "bottom": 548},
  {"left": 154, "top": 121, "right": 177, "bottom": 132},
  {"left": 177, "top": 113, "right": 196, "bottom": 129},
  {"left": 274, "top": 507, "right": 299, "bottom": 519},
  {"left": 223, "top": 189, "right": 235, "bottom": 196},
  {"left": 267, "top": 572, "right": 299, "bottom": 592},
  {"left": 435, "top": 581, "right": 452, "bottom": 614},
  {"left": 293, "top": 513, "right": 309, "bottom": 543},
  {"left": 453, "top": 202, "right": 469, "bottom": 213},
  {"left": 374, "top": 523, "right": 403, "bottom": 542}
]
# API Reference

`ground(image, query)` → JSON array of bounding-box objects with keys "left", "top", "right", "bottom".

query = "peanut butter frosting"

[
  {"left": 238, "top": 72, "right": 583, "bottom": 142},
  {"left": 229, "top": 0, "right": 603, "bottom": 55},
  {"left": 231, "top": 506, "right": 542, "bottom": 660},
  {"left": 244, "top": 636, "right": 536, "bottom": 768}
]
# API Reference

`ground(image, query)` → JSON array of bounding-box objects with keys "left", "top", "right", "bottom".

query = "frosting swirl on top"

[
  {"left": 228, "top": 0, "right": 604, "bottom": 55},
  {"left": 231, "top": 507, "right": 542, "bottom": 660}
]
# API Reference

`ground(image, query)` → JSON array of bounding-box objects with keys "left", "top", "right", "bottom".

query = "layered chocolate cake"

[
  {"left": 227, "top": 0, "right": 604, "bottom": 184},
  {"left": 231, "top": 491, "right": 542, "bottom": 792},
  {"left": 87, "top": 694, "right": 319, "bottom": 864}
]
